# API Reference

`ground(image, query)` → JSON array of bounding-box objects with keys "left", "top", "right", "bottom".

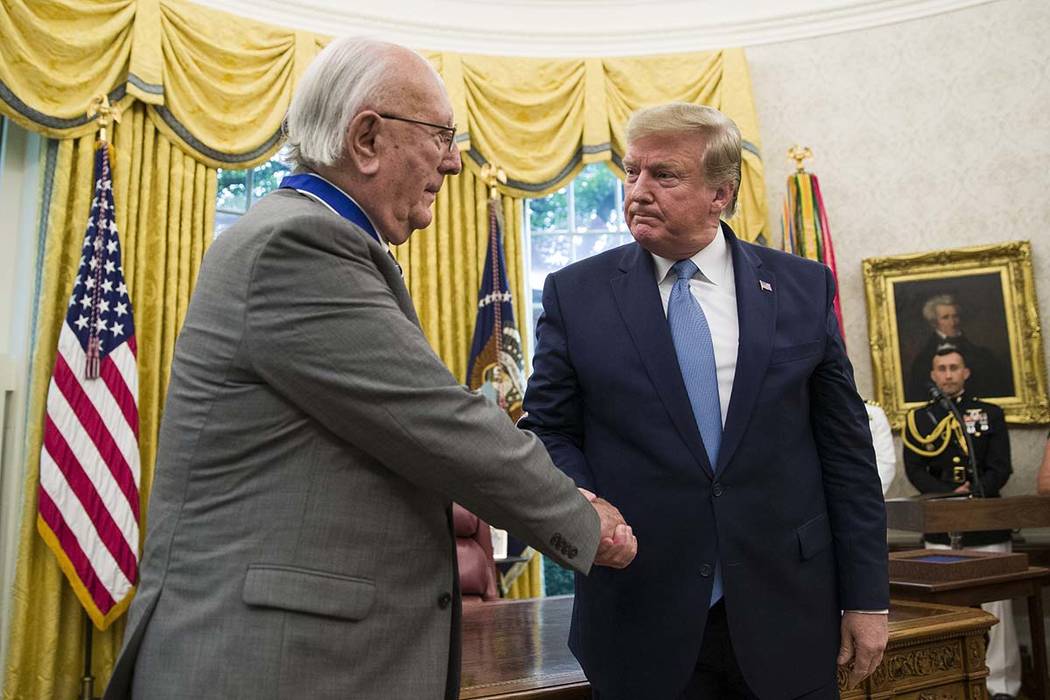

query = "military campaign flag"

[
  {"left": 37, "top": 142, "right": 141, "bottom": 630},
  {"left": 781, "top": 153, "right": 845, "bottom": 344}
]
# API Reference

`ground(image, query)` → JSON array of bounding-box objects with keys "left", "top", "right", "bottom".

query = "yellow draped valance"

[{"left": 1, "top": 0, "right": 767, "bottom": 238}]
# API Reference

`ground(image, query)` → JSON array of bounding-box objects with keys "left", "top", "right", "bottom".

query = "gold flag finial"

[
  {"left": 480, "top": 163, "right": 507, "bottom": 201},
  {"left": 87, "top": 95, "right": 122, "bottom": 143},
  {"left": 788, "top": 145, "right": 812, "bottom": 173}
]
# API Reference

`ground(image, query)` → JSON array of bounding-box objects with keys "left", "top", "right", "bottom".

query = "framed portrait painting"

[{"left": 863, "top": 241, "right": 1049, "bottom": 428}]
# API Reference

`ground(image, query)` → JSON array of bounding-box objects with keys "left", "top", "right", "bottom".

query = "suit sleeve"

[
  {"left": 518, "top": 273, "right": 597, "bottom": 492},
  {"left": 809, "top": 267, "right": 889, "bottom": 611},
  {"left": 978, "top": 406, "right": 1012, "bottom": 496},
  {"left": 244, "top": 217, "right": 600, "bottom": 573}
]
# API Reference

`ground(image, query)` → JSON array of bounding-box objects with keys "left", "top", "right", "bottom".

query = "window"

[
  {"left": 215, "top": 157, "right": 291, "bottom": 236},
  {"left": 523, "top": 162, "right": 630, "bottom": 335}
]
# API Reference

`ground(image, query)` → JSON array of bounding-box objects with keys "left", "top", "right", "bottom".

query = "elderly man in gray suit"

[{"left": 104, "top": 38, "right": 637, "bottom": 700}]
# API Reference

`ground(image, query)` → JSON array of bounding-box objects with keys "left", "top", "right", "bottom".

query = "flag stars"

[
  {"left": 79, "top": 295, "right": 92, "bottom": 309},
  {"left": 106, "top": 240, "right": 118, "bottom": 254},
  {"left": 99, "top": 299, "right": 110, "bottom": 314},
  {"left": 74, "top": 315, "right": 89, "bottom": 330},
  {"left": 101, "top": 279, "right": 113, "bottom": 294},
  {"left": 85, "top": 277, "right": 96, "bottom": 290},
  {"left": 95, "top": 318, "right": 107, "bottom": 333},
  {"left": 114, "top": 302, "right": 128, "bottom": 317},
  {"left": 117, "top": 282, "right": 128, "bottom": 297},
  {"left": 104, "top": 261, "right": 115, "bottom": 274},
  {"left": 110, "top": 323, "right": 124, "bottom": 337},
  {"left": 89, "top": 258, "right": 99, "bottom": 270}
]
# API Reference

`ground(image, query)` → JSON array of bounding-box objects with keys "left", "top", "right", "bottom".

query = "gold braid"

[{"left": 902, "top": 410, "right": 969, "bottom": 458}]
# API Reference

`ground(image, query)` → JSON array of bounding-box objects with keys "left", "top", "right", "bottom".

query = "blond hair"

[{"left": 626, "top": 103, "right": 742, "bottom": 217}]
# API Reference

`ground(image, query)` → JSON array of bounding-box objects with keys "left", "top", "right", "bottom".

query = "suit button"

[
  {"left": 438, "top": 592, "right": 452, "bottom": 609},
  {"left": 712, "top": 483, "right": 724, "bottom": 497},
  {"left": 700, "top": 564, "right": 713, "bottom": 577}
]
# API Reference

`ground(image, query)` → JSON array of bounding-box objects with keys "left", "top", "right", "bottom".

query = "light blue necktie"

[{"left": 668, "top": 258, "right": 724, "bottom": 605}]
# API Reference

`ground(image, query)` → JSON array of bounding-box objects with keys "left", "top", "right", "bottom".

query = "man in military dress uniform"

[{"left": 903, "top": 345, "right": 1019, "bottom": 700}]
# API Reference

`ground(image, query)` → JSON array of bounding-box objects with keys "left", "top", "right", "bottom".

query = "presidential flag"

[
  {"left": 466, "top": 203, "right": 525, "bottom": 422},
  {"left": 465, "top": 192, "right": 535, "bottom": 595},
  {"left": 37, "top": 142, "right": 140, "bottom": 630}
]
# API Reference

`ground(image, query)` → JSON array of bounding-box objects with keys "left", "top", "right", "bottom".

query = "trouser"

[{"left": 925, "top": 539, "right": 1022, "bottom": 696}]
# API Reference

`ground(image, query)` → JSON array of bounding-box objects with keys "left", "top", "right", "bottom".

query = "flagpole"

[
  {"left": 80, "top": 611, "right": 96, "bottom": 700},
  {"left": 73, "top": 93, "right": 122, "bottom": 700}
]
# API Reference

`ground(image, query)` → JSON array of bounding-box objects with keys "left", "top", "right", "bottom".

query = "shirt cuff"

[{"left": 845, "top": 609, "right": 889, "bottom": 614}]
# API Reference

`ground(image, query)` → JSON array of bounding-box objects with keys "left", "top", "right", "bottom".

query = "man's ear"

[
  {"left": 346, "top": 111, "right": 382, "bottom": 175},
  {"left": 710, "top": 182, "right": 734, "bottom": 214}
]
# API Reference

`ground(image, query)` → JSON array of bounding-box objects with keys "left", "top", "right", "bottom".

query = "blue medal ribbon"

[{"left": 279, "top": 173, "right": 381, "bottom": 244}]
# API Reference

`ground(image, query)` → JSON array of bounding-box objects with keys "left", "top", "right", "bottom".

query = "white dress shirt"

[
  {"left": 865, "top": 403, "right": 897, "bottom": 495},
  {"left": 650, "top": 225, "right": 738, "bottom": 428}
]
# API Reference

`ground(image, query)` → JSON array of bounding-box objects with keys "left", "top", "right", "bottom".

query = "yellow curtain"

[
  {"left": 1, "top": 103, "right": 215, "bottom": 699},
  {"left": 0, "top": 0, "right": 317, "bottom": 167},
  {"left": 425, "top": 50, "right": 767, "bottom": 242},
  {"left": 1, "top": 0, "right": 765, "bottom": 238}
]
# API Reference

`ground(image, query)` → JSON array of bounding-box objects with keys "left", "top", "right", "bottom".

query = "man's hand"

[
  {"left": 579, "top": 488, "right": 637, "bottom": 569},
  {"left": 953, "top": 481, "right": 971, "bottom": 494},
  {"left": 837, "top": 612, "right": 888, "bottom": 689}
]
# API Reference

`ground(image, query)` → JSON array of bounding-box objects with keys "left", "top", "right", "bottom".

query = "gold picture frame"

[{"left": 863, "top": 241, "right": 1049, "bottom": 428}]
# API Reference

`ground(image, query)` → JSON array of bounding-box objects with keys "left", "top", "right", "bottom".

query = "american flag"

[{"left": 36, "top": 143, "right": 140, "bottom": 630}]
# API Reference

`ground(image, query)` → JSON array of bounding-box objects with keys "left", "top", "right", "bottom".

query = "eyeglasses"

[{"left": 378, "top": 113, "right": 457, "bottom": 152}]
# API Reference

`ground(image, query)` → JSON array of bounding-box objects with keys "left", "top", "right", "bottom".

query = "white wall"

[
  {"left": 0, "top": 119, "right": 44, "bottom": 678},
  {"left": 748, "top": 0, "right": 1050, "bottom": 497}
]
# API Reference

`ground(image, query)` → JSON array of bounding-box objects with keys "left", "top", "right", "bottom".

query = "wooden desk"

[
  {"left": 890, "top": 565, "right": 1050, "bottom": 700},
  {"left": 459, "top": 596, "right": 995, "bottom": 699}
]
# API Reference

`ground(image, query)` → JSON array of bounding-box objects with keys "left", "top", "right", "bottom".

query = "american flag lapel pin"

[{"left": 759, "top": 280, "right": 773, "bottom": 292}]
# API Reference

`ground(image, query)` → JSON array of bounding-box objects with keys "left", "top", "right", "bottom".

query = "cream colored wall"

[{"left": 748, "top": 0, "right": 1050, "bottom": 497}]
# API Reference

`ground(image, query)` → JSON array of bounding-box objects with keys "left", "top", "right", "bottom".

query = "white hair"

[{"left": 283, "top": 37, "right": 433, "bottom": 170}]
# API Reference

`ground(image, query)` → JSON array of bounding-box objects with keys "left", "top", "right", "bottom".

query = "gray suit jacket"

[{"left": 104, "top": 189, "right": 600, "bottom": 700}]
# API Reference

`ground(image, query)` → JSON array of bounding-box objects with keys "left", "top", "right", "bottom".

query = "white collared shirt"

[{"left": 649, "top": 225, "right": 738, "bottom": 428}]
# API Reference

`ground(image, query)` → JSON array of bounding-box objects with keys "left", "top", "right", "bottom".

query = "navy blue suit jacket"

[{"left": 520, "top": 225, "right": 888, "bottom": 699}]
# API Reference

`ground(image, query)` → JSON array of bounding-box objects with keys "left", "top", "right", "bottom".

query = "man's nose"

[
  {"left": 627, "top": 178, "right": 653, "bottom": 204},
  {"left": 440, "top": 143, "right": 463, "bottom": 176}
]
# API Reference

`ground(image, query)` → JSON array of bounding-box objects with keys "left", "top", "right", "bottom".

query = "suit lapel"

[
  {"left": 382, "top": 253, "right": 421, "bottom": 328},
  {"left": 717, "top": 228, "right": 776, "bottom": 474},
  {"left": 610, "top": 244, "right": 715, "bottom": 478}
]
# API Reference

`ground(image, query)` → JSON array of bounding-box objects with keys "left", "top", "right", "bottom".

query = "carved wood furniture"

[
  {"left": 886, "top": 495, "right": 1050, "bottom": 699},
  {"left": 459, "top": 596, "right": 995, "bottom": 699}
]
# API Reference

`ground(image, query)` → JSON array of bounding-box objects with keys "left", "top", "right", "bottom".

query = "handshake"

[{"left": 579, "top": 488, "right": 637, "bottom": 569}]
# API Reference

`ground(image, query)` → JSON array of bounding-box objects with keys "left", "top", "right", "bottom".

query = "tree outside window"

[
  {"left": 524, "top": 163, "right": 630, "bottom": 332},
  {"left": 215, "top": 157, "right": 291, "bottom": 236}
]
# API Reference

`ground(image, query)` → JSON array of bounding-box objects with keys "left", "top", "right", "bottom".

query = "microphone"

[
  {"left": 926, "top": 382, "right": 985, "bottom": 498},
  {"left": 927, "top": 382, "right": 950, "bottom": 405}
]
